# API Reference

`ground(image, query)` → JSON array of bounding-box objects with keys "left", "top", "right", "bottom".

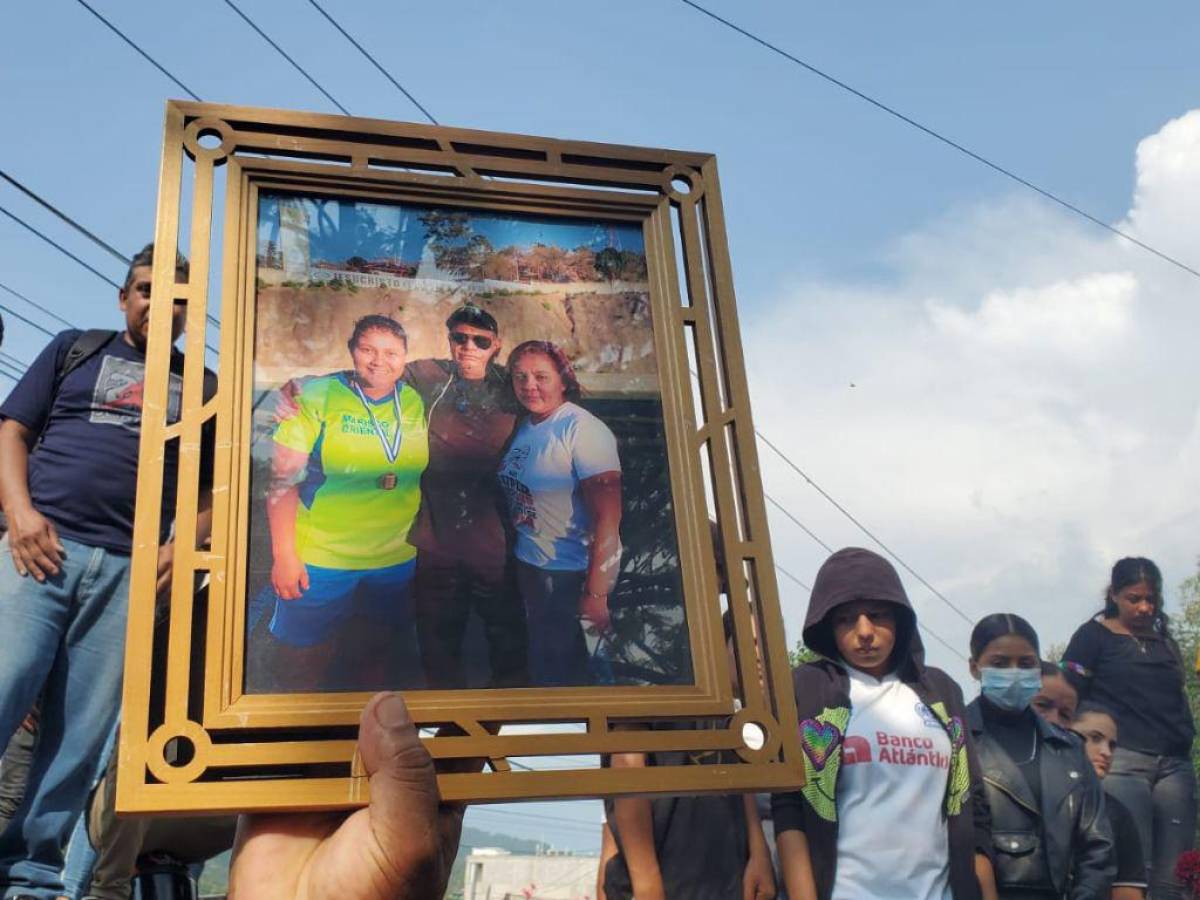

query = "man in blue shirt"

[{"left": 0, "top": 243, "right": 212, "bottom": 898}]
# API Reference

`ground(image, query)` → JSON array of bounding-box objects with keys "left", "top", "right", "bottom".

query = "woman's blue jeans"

[
  {"left": 1105, "top": 746, "right": 1198, "bottom": 900},
  {"left": 516, "top": 562, "right": 589, "bottom": 687},
  {"left": 0, "top": 536, "right": 130, "bottom": 899}
]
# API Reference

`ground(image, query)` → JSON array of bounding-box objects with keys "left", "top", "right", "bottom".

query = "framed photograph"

[{"left": 118, "top": 100, "right": 803, "bottom": 812}]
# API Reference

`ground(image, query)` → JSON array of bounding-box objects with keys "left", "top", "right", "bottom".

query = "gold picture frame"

[{"left": 117, "top": 100, "right": 802, "bottom": 812}]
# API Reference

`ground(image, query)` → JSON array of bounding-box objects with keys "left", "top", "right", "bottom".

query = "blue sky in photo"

[{"left": 256, "top": 192, "right": 645, "bottom": 264}]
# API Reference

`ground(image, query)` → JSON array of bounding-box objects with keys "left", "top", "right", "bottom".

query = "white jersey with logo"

[
  {"left": 832, "top": 667, "right": 954, "bottom": 900},
  {"left": 498, "top": 401, "right": 620, "bottom": 571}
]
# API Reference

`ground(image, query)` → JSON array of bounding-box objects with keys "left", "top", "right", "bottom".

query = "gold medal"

[{"left": 378, "top": 473, "right": 398, "bottom": 490}]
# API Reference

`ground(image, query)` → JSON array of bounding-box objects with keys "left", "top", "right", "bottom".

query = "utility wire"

[
  {"left": 220, "top": 0, "right": 351, "bottom": 116},
  {"left": 0, "top": 369, "right": 18, "bottom": 385},
  {"left": 0, "top": 296, "right": 58, "bottom": 339},
  {"left": 774, "top": 562, "right": 811, "bottom": 594},
  {"left": 0, "top": 183, "right": 222, "bottom": 330},
  {"left": 2, "top": 281, "right": 75, "bottom": 330},
  {"left": 71, "top": 0, "right": 202, "bottom": 101},
  {"left": 0, "top": 281, "right": 218, "bottom": 360},
  {"left": 1, "top": 170, "right": 130, "bottom": 265},
  {"left": 756, "top": 429, "right": 974, "bottom": 627},
  {"left": 677, "top": 0, "right": 1200, "bottom": 281},
  {"left": 685, "top": 368, "right": 965, "bottom": 649},
  {"left": 304, "top": 0, "right": 438, "bottom": 124},
  {"left": 1, "top": 203, "right": 120, "bottom": 289},
  {"left": 0, "top": 351, "right": 31, "bottom": 373},
  {"left": 765, "top": 492, "right": 833, "bottom": 553}
]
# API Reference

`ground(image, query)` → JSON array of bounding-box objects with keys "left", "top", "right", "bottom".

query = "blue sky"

[{"left": 4, "top": 0, "right": 1200, "bottom": 850}]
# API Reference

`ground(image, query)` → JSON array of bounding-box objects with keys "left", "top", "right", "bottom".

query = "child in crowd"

[
  {"left": 1071, "top": 703, "right": 1148, "bottom": 900},
  {"left": 772, "top": 547, "right": 994, "bottom": 900}
]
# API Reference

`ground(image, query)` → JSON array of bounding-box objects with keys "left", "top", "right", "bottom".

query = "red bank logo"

[{"left": 842, "top": 735, "right": 872, "bottom": 765}]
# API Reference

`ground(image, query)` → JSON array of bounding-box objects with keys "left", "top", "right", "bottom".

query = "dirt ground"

[{"left": 253, "top": 285, "right": 659, "bottom": 390}]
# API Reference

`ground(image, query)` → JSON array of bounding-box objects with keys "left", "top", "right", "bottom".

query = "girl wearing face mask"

[
  {"left": 1062, "top": 558, "right": 1196, "bottom": 900},
  {"left": 967, "top": 614, "right": 1114, "bottom": 899}
]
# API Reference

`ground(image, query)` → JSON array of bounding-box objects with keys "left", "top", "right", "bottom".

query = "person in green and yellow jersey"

[{"left": 265, "top": 315, "right": 428, "bottom": 689}]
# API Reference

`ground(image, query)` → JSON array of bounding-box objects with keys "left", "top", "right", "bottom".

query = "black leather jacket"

[{"left": 967, "top": 699, "right": 1114, "bottom": 899}]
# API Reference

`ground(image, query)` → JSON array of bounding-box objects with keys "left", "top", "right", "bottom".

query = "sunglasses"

[{"left": 450, "top": 332, "right": 494, "bottom": 350}]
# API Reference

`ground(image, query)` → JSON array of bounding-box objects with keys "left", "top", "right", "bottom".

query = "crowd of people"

[
  {"left": 594, "top": 550, "right": 1197, "bottom": 900},
  {"left": 0, "top": 245, "right": 1196, "bottom": 900},
  {"left": 254, "top": 305, "right": 624, "bottom": 692}
]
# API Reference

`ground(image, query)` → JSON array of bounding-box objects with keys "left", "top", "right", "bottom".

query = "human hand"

[
  {"left": 271, "top": 553, "right": 309, "bottom": 600},
  {"left": 229, "top": 692, "right": 463, "bottom": 900},
  {"left": 156, "top": 542, "right": 175, "bottom": 596},
  {"left": 6, "top": 505, "right": 64, "bottom": 581},
  {"left": 580, "top": 591, "right": 611, "bottom": 632},
  {"left": 273, "top": 379, "right": 302, "bottom": 424},
  {"left": 743, "top": 849, "right": 777, "bottom": 900}
]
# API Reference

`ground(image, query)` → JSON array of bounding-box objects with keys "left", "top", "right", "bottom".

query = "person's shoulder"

[
  {"left": 791, "top": 657, "right": 849, "bottom": 712},
  {"left": 53, "top": 328, "right": 86, "bottom": 346},
  {"left": 296, "top": 372, "right": 344, "bottom": 403},
  {"left": 37, "top": 328, "right": 87, "bottom": 360},
  {"left": 406, "top": 358, "right": 450, "bottom": 382},
  {"left": 561, "top": 401, "right": 612, "bottom": 433},
  {"left": 920, "top": 666, "right": 967, "bottom": 703}
]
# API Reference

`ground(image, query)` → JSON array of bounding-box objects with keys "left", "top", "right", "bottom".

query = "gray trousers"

[{"left": 1105, "top": 746, "right": 1198, "bottom": 900}]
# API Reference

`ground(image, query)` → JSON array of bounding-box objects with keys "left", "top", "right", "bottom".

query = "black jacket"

[
  {"left": 771, "top": 548, "right": 990, "bottom": 900},
  {"left": 967, "top": 699, "right": 1114, "bottom": 898}
]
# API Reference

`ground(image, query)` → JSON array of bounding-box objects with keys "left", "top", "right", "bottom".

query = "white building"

[{"left": 462, "top": 848, "right": 599, "bottom": 900}]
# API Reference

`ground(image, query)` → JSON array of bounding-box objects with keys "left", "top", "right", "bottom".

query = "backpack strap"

[{"left": 55, "top": 329, "right": 117, "bottom": 395}]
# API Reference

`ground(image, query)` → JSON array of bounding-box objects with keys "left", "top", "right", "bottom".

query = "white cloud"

[
  {"left": 741, "top": 109, "right": 1200, "bottom": 683},
  {"left": 926, "top": 271, "right": 1137, "bottom": 359}
]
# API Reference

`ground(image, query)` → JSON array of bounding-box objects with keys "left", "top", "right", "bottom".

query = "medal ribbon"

[{"left": 351, "top": 381, "right": 404, "bottom": 464}]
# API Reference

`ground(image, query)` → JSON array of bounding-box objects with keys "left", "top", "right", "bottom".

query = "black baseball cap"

[{"left": 445, "top": 304, "right": 498, "bottom": 334}]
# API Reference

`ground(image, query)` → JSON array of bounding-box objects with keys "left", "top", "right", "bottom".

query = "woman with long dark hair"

[
  {"left": 1063, "top": 558, "right": 1196, "bottom": 899},
  {"left": 968, "top": 613, "right": 1114, "bottom": 898}
]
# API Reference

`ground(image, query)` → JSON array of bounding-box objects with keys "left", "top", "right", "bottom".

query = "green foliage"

[
  {"left": 789, "top": 639, "right": 819, "bottom": 668},
  {"left": 1173, "top": 564, "right": 1200, "bottom": 841}
]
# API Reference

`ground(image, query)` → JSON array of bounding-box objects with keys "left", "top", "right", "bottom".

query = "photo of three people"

[{"left": 243, "top": 191, "right": 693, "bottom": 694}]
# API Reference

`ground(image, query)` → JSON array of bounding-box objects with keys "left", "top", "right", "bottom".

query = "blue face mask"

[{"left": 980, "top": 667, "right": 1042, "bottom": 712}]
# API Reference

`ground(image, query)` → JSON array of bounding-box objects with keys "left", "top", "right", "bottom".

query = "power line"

[
  {"left": 0, "top": 350, "right": 32, "bottom": 368},
  {"left": 755, "top": 429, "right": 975, "bottom": 627},
  {"left": 0, "top": 202, "right": 120, "bottom": 289},
  {"left": 1, "top": 170, "right": 130, "bottom": 265},
  {"left": 0, "top": 369, "right": 19, "bottom": 385},
  {"left": 677, "top": 0, "right": 1200, "bottom": 281},
  {"left": 72, "top": 0, "right": 201, "bottom": 100},
  {"left": 0, "top": 297, "right": 58, "bottom": 339},
  {"left": 774, "top": 562, "right": 811, "bottom": 594},
  {"left": 0, "top": 176, "right": 223, "bottom": 330},
  {"left": 765, "top": 492, "right": 833, "bottom": 553},
  {"left": 1, "top": 281, "right": 75, "bottom": 330},
  {"left": 0, "top": 281, "right": 218, "bottom": 360},
  {"left": 220, "top": 0, "right": 350, "bottom": 116},
  {"left": 304, "top": 0, "right": 438, "bottom": 125}
]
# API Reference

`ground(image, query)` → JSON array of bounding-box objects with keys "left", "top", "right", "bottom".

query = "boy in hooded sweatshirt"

[{"left": 771, "top": 547, "right": 996, "bottom": 900}]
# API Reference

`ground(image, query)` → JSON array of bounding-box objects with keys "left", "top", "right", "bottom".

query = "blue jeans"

[
  {"left": 0, "top": 535, "right": 130, "bottom": 898},
  {"left": 59, "top": 721, "right": 118, "bottom": 899},
  {"left": 516, "top": 562, "right": 589, "bottom": 687},
  {"left": 1105, "top": 746, "right": 1198, "bottom": 900}
]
